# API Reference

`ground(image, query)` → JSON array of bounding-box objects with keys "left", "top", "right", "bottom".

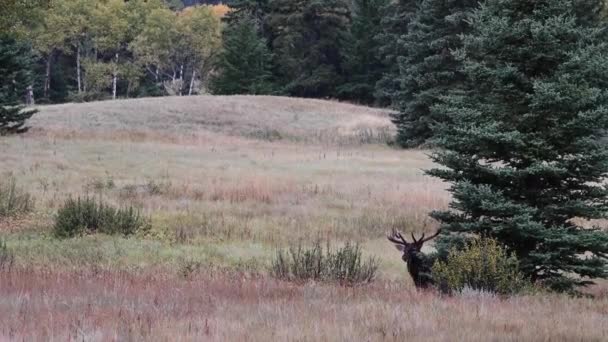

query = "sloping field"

[
  {"left": 30, "top": 95, "right": 394, "bottom": 144},
  {"left": 2, "top": 95, "right": 442, "bottom": 274},
  {"left": 1, "top": 96, "right": 606, "bottom": 341}
]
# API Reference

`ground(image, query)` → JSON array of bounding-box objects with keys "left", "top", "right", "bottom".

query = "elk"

[{"left": 388, "top": 229, "right": 441, "bottom": 288}]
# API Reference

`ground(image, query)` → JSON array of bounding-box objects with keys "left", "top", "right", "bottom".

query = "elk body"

[{"left": 388, "top": 230, "right": 441, "bottom": 288}]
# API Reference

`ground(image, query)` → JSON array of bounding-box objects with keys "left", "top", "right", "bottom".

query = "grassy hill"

[
  {"left": 0, "top": 96, "right": 606, "bottom": 340},
  {"left": 30, "top": 95, "right": 394, "bottom": 145},
  {"left": 3, "top": 95, "right": 441, "bottom": 268}
]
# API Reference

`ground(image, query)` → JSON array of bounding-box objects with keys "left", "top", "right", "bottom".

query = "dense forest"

[{"left": 2, "top": 0, "right": 390, "bottom": 106}]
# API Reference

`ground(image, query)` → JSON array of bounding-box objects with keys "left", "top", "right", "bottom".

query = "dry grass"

[
  {"left": 0, "top": 268, "right": 606, "bottom": 341},
  {"left": 0, "top": 95, "right": 606, "bottom": 340},
  {"left": 29, "top": 95, "right": 394, "bottom": 145}
]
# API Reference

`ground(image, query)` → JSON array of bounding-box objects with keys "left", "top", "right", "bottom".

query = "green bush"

[
  {"left": 53, "top": 197, "right": 150, "bottom": 238},
  {"left": 0, "top": 175, "right": 34, "bottom": 218},
  {"left": 271, "top": 241, "right": 378, "bottom": 285},
  {"left": 432, "top": 238, "right": 527, "bottom": 295}
]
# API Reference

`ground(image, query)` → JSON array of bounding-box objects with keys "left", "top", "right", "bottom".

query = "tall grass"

[
  {"left": 0, "top": 239, "right": 14, "bottom": 272},
  {"left": 1, "top": 269, "right": 606, "bottom": 341},
  {"left": 0, "top": 175, "right": 34, "bottom": 218}
]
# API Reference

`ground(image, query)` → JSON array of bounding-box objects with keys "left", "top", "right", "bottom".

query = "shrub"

[
  {"left": 432, "top": 238, "right": 527, "bottom": 295},
  {"left": 271, "top": 241, "right": 378, "bottom": 285},
  {"left": 0, "top": 239, "right": 14, "bottom": 272},
  {"left": 0, "top": 175, "right": 34, "bottom": 218},
  {"left": 53, "top": 197, "right": 149, "bottom": 238}
]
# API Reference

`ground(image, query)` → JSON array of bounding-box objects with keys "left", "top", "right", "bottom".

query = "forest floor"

[{"left": 0, "top": 95, "right": 606, "bottom": 341}]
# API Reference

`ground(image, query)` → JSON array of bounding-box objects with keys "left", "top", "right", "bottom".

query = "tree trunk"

[
  {"left": 189, "top": 69, "right": 196, "bottom": 96},
  {"left": 179, "top": 64, "right": 183, "bottom": 96},
  {"left": 44, "top": 56, "right": 51, "bottom": 99},
  {"left": 76, "top": 44, "right": 82, "bottom": 93},
  {"left": 112, "top": 53, "right": 118, "bottom": 100},
  {"left": 26, "top": 85, "right": 34, "bottom": 105}
]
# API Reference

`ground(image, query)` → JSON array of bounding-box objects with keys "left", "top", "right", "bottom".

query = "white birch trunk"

[
  {"left": 112, "top": 53, "right": 118, "bottom": 100},
  {"left": 179, "top": 64, "right": 183, "bottom": 96},
  {"left": 26, "top": 85, "right": 34, "bottom": 105},
  {"left": 189, "top": 69, "right": 196, "bottom": 96}
]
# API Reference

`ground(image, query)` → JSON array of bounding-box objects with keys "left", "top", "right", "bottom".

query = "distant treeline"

[{"left": 3, "top": 0, "right": 607, "bottom": 145}]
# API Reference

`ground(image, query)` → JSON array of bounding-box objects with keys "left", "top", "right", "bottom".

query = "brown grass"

[{"left": 1, "top": 268, "right": 606, "bottom": 341}]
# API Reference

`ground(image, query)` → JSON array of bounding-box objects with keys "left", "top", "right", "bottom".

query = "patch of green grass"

[{"left": 2, "top": 232, "right": 271, "bottom": 273}]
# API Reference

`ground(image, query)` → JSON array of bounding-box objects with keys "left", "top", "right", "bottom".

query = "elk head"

[{"left": 388, "top": 229, "right": 441, "bottom": 288}]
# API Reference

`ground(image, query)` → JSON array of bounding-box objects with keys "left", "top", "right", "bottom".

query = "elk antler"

[
  {"left": 418, "top": 229, "right": 442, "bottom": 244},
  {"left": 387, "top": 230, "right": 410, "bottom": 246},
  {"left": 388, "top": 229, "right": 442, "bottom": 246}
]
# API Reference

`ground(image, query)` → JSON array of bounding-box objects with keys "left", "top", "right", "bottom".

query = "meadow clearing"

[{"left": 0, "top": 95, "right": 607, "bottom": 341}]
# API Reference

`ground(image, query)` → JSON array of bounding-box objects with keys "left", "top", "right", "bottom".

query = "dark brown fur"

[{"left": 387, "top": 230, "right": 440, "bottom": 288}]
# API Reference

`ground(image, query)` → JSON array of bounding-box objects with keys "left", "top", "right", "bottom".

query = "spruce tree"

[
  {"left": 374, "top": 0, "right": 418, "bottom": 106},
  {"left": 429, "top": 0, "right": 608, "bottom": 292},
  {"left": 268, "top": 0, "right": 350, "bottom": 98},
  {"left": 0, "top": 35, "right": 37, "bottom": 135},
  {"left": 211, "top": 15, "right": 274, "bottom": 95},
  {"left": 224, "top": 0, "right": 270, "bottom": 27},
  {"left": 391, "top": 0, "right": 477, "bottom": 147},
  {"left": 337, "top": 0, "right": 389, "bottom": 104}
]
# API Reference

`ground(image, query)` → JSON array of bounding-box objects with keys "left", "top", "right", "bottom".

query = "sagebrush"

[
  {"left": 271, "top": 241, "right": 378, "bottom": 285},
  {"left": 54, "top": 197, "right": 149, "bottom": 238}
]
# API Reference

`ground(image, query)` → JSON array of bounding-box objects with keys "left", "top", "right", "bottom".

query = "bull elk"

[{"left": 388, "top": 229, "right": 441, "bottom": 288}]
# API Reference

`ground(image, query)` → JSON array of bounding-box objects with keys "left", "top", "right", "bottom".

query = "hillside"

[{"left": 30, "top": 95, "right": 394, "bottom": 145}]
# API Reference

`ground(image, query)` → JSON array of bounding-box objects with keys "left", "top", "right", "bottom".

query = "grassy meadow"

[{"left": 0, "top": 95, "right": 607, "bottom": 341}]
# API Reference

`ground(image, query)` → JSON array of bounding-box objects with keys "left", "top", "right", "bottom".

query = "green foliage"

[
  {"left": 432, "top": 238, "right": 527, "bottom": 295},
  {"left": 54, "top": 197, "right": 150, "bottom": 238},
  {"left": 81, "top": 59, "right": 113, "bottom": 96},
  {"left": 223, "top": 0, "right": 270, "bottom": 27},
  {"left": 268, "top": 0, "right": 351, "bottom": 98},
  {"left": 0, "top": 0, "right": 48, "bottom": 33},
  {"left": 429, "top": 0, "right": 608, "bottom": 292},
  {"left": 0, "top": 175, "right": 34, "bottom": 218},
  {"left": 337, "top": 0, "right": 389, "bottom": 104},
  {"left": 390, "top": 0, "right": 477, "bottom": 147},
  {"left": 271, "top": 241, "right": 378, "bottom": 285},
  {"left": 0, "top": 34, "right": 37, "bottom": 135},
  {"left": 211, "top": 14, "right": 274, "bottom": 95},
  {"left": 374, "top": 0, "right": 417, "bottom": 106}
]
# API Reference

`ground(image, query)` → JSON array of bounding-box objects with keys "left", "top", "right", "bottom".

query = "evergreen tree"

[
  {"left": 391, "top": 0, "right": 477, "bottom": 147},
  {"left": 374, "top": 0, "right": 418, "bottom": 106},
  {"left": 337, "top": 0, "right": 389, "bottom": 104},
  {"left": 0, "top": 35, "right": 37, "bottom": 135},
  {"left": 268, "top": 0, "right": 350, "bottom": 98},
  {"left": 211, "top": 14, "right": 274, "bottom": 95},
  {"left": 429, "top": 0, "right": 608, "bottom": 292},
  {"left": 224, "top": 0, "right": 271, "bottom": 28}
]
